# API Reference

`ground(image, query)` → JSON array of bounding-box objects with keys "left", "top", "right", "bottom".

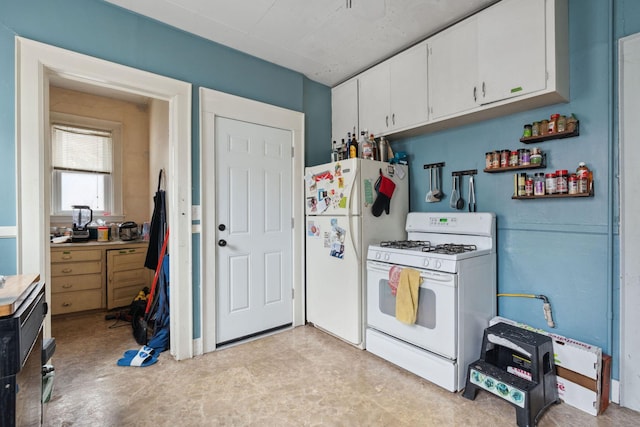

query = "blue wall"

[
  {"left": 0, "top": 0, "right": 331, "bottom": 332},
  {"left": 392, "top": 0, "right": 638, "bottom": 380}
]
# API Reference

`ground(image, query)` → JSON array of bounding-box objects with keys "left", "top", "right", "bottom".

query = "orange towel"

[{"left": 395, "top": 268, "right": 422, "bottom": 324}]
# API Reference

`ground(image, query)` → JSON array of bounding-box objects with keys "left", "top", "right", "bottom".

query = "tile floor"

[{"left": 45, "top": 311, "right": 640, "bottom": 426}]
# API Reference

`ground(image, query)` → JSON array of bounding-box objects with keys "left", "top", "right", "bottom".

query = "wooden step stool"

[{"left": 463, "top": 322, "right": 559, "bottom": 427}]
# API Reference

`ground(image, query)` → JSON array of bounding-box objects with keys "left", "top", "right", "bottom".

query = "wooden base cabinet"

[
  {"left": 50, "top": 248, "right": 104, "bottom": 314},
  {"left": 50, "top": 242, "right": 150, "bottom": 314},
  {"left": 107, "top": 246, "right": 150, "bottom": 309}
]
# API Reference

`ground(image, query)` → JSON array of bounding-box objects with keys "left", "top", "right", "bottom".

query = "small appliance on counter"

[
  {"left": 71, "top": 205, "right": 92, "bottom": 242},
  {"left": 119, "top": 221, "right": 139, "bottom": 241}
]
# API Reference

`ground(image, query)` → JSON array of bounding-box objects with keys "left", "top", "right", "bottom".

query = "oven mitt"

[{"left": 372, "top": 175, "right": 396, "bottom": 217}]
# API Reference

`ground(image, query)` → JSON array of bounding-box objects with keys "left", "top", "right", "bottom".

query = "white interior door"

[
  {"left": 215, "top": 116, "right": 293, "bottom": 344},
  {"left": 619, "top": 32, "right": 640, "bottom": 411}
]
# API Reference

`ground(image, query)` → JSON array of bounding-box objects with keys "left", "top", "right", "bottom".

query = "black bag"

[{"left": 130, "top": 288, "right": 150, "bottom": 345}]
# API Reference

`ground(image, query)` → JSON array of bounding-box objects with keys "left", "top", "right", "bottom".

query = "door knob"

[
  {"left": 218, "top": 224, "right": 226, "bottom": 231},
  {"left": 218, "top": 239, "right": 227, "bottom": 247}
]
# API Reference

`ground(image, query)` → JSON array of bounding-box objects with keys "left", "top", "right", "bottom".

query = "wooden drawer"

[
  {"left": 108, "top": 248, "right": 147, "bottom": 271},
  {"left": 51, "top": 249, "right": 101, "bottom": 263},
  {"left": 51, "top": 273, "right": 102, "bottom": 293},
  {"left": 51, "top": 261, "right": 101, "bottom": 277},
  {"left": 51, "top": 289, "right": 102, "bottom": 315}
]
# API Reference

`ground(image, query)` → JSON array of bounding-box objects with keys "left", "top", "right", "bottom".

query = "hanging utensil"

[
  {"left": 425, "top": 168, "right": 435, "bottom": 202},
  {"left": 468, "top": 175, "right": 477, "bottom": 212},
  {"left": 456, "top": 176, "right": 465, "bottom": 210},
  {"left": 432, "top": 166, "right": 443, "bottom": 201},
  {"left": 449, "top": 175, "right": 459, "bottom": 209}
]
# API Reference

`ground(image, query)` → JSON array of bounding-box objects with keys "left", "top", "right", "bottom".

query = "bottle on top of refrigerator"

[
  {"left": 340, "top": 139, "right": 347, "bottom": 160},
  {"left": 370, "top": 134, "right": 379, "bottom": 161},
  {"left": 349, "top": 132, "right": 358, "bottom": 158},
  {"left": 378, "top": 136, "right": 389, "bottom": 162},
  {"left": 331, "top": 141, "right": 339, "bottom": 162},
  {"left": 361, "top": 133, "right": 374, "bottom": 160}
]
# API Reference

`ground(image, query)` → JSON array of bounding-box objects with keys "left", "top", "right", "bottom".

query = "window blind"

[{"left": 51, "top": 124, "right": 113, "bottom": 174}]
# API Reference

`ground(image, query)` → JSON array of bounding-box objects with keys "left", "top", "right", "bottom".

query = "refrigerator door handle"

[{"left": 347, "top": 171, "right": 360, "bottom": 263}]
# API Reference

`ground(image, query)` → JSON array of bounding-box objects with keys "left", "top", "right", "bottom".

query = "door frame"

[
  {"left": 199, "top": 88, "right": 305, "bottom": 354},
  {"left": 16, "top": 37, "right": 194, "bottom": 360},
  {"left": 619, "top": 32, "right": 640, "bottom": 411}
]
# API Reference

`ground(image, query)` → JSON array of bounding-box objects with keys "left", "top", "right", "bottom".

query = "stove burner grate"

[
  {"left": 380, "top": 240, "right": 431, "bottom": 250},
  {"left": 422, "top": 243, "right": 477, "bottom": 255}
]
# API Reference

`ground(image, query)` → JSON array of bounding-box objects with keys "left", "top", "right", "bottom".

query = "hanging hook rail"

[
  {"left": 452, "top": 169, "right": 477, "bottom": 177},
  {"left": 423, "top": 162, "right": 445, "bottom": 170}
]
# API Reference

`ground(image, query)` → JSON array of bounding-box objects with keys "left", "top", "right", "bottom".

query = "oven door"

[{"left": 366, "top": 260, "right": 456, "bottom": 359}]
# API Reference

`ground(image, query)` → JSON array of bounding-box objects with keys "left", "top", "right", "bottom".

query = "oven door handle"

[{"left": 367, "top": 262, "right": 454, "bottom": 283}]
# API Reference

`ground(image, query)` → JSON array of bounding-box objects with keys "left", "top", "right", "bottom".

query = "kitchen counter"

[{"left": 0, "top": 273, "right": 41, "bottom": 317}]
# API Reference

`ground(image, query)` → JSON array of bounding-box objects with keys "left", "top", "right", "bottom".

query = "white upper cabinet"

[
  {"left": 477, "top": 0, "right": 547, "bottom": 105},
  {"left": 389, "top": 43, "right": 429, "bottom": 133},
  {"left": 428, "top": 17, "right": 479, "bottom": 120},
  {"left": 358, "top": 61, "right": 389, "bottom": 137},
  {"left": 359, "top": 42, "right": 428, "bottom": 137},
  {"left": 331, "top": 78, "right": 359, "bottom": 144}
]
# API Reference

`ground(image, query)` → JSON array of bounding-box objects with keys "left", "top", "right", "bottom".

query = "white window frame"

[{"left": 50, "top": 112, "right": 123, "bottom": 223}]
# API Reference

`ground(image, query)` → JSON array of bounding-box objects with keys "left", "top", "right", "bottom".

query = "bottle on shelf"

[{"left": 576, "top": 162, "right": 591, "bottom": 194}]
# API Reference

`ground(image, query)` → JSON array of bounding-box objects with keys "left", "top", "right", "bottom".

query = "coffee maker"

[{"left": 71, "top": 205, "right": 92, "bottom": 242}]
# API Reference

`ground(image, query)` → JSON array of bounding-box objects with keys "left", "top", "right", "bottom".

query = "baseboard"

[
  {"left": 611, "top": 379, "right": 620, "bottom": 404},
  {"left": 192, "top": 338, "right": 203, "bottom": 356}
]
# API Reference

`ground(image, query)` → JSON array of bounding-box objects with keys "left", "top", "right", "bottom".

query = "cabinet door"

[
  {"left": 390, "top": 42, "right": 429, "bottom": 130},
  {"left": 331, "top": 78, "right": 359, "bottom": 143},
  {"left": 477, "top": 0, "right": 546, "bottom": 105},
  {"left": 428, "top": 17, "right": 479, "bottom": 119},
  {"left": 358, "top": 61, "right": 390, "bottom": 136}
]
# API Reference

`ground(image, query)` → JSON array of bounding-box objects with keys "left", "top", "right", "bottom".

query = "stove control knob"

[
  {"left": 384, "top": 253, "right": 390, "bottom": 261},
  {"left": 435, "top": 260, "right": 442, "bottom": 269},
  {"left": 375, "top": 252, "right": 381, "bottom": 260},
  {"left": 423, "top": 258, "right": 429, "bottom": 267}
]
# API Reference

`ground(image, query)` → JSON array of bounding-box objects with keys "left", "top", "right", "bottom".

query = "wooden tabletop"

[{"left": 0, "top": 273, "right": 40, "bottom": 317}]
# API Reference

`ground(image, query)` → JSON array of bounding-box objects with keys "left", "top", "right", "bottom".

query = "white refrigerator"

[{"left": 304, "top": 158, "right": 409, "bottom": 348}]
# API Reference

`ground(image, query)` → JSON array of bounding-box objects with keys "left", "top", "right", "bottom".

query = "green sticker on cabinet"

[{"left": 511, "top": 86, "right": 523, "bottom": 93}]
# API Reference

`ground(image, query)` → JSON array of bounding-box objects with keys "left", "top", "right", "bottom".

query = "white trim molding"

[
  {"left": 0, "top": 226, "right": 17, "bottom": 238},
  {"left": 16, "top": 37, "right": 193, "bottom": 361}
]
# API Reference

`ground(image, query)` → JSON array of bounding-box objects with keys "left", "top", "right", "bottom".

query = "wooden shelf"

[
  {"left": 520, "top": 121, "right": 579, "bottom": 144},
  {"left": 484, "top": 162, "right": 545, "bottom": 173},
  {"left": 512, "top": 190, "right": 593, "bottom": 200}
]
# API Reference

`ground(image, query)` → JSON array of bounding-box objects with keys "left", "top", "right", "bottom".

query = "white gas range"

[{"left": 365, "top": 212, "right": 496, "bottom": 392}]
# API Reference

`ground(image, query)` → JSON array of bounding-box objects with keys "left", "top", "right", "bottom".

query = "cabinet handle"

[
  {"left": 392, "top": 113, "right": 395, "bottom": 125},
  {"left": 62, "top": 302, "right": 72, "bottom": 307},
  {"left": 62, "top": 255, "right": 72, "bottom": 260},
  {"left": 62, "top": 268, "right": 72, "bottom": 273},
  {"left": 473, "top": 86, "right": 477, "bottom": 102},
  {"left": 129, "top": 249, "right": 136, "bottom": 253},
  {"left": 62, "top": 284, "right": 72, "bottom": 289},
  {"left": 482, "top": 82, "right": 486, "bottom": 98},
  {"left": 386, "top": 115, "right": 389, "bottom": 127}
]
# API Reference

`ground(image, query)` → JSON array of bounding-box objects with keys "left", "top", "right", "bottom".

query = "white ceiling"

[{"left": 105, "top": 0, "right": 497, "bottom": 87}]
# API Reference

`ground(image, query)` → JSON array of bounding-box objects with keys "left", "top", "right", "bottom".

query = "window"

[{"left": 50, "top": 113, "right": 122, "bottom": 220}]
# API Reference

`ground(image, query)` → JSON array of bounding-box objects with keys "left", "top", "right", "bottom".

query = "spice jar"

[
  {"left": 518, "top": 173, "right": 527, "bottom": 196},
  {"left": 567, "top": 114, "right": 578, "bottom": 133},
  {"left": 531, "top": 122, "right": 540, "bottom": 137},
  {"left": 525, "top": 177, "right": 534, "bottom": 196},
  {"left": 518, "top": 148, "right": 531, "bottom": 166},
  {"left": 545, "top": 172, "right": 557, "bottom": 194},
  {"left": 534, "top": 173, "right": 545, "bottom": 196},
  {"left": 485, "top": 152, "right": 492, "bottom": 169},
  {"left": 568, "top": 173, "right": 578, "bottom": 194},
  {"left": 576, "top": 162, "right": 591, "bottom": 193},
  {"left": 530, "top": 147, "right": 543, "bottom": 166},
  {"left": 557, "top": 115, "right": 567, "bottom": 133},
  {"left": 556, "top": 169, "right": 569, "bottom": 194},
  {"left": 509, "top": 150, "right": 519, "bottom": 166},
  {"left": 500, "top": 149, "right": 510, "bottom": 168},
  {"left": 491, "top": 151, "right": 500, "bottom": 169},
  {"left": 523, "top": 124, "right": 532, "bottom": 138},
  {"left": 539, "top": 119, "right": 549, "bottom": 135},
  {"left": 549, "top": 114, "right": 560, "bottom": 133}
]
